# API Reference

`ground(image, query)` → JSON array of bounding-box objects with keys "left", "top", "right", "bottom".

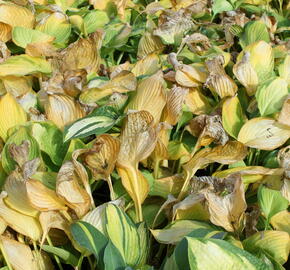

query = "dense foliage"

[{"left": 0, "top": 0, "right": 289, "bottom": 269}]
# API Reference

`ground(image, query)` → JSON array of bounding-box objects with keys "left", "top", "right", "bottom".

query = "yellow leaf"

[
  {"left": 0, "top": 2, "right": 35, "bottom": 28},
  {"left": 0, "top": 192, "right": 42, "bottom": 241},
  {"left": 0, "top": 236, "right": 38, "bottom": 270},
  {"left": 56, "top": 161, "right": 91, "bottom": 218},
  {"left": 26, "top": 179, "right": 67, "bottom": 211},
  {"left": 131, "top": 53, "right": 160, "bottom": 77},
  {"left": 83, "top": 134, "right": 120, "bottom": 180},
  {"left": 0, "top": 22, "right": 12, "bottom": 42},
  {"left": 127, "top": 71, "right": 167, "bottom": 124},
  {"left": 0, "top": 92, "right": 27, "bottom": 141},
  {"left": 185, "top": 88, "right": 211, "bottom": 115},
  {"left": 278, "top": 96, "right": 290, "bottom": 127},
  {"left": 4, "top": 171, "right": 39, "bottom": 217},
  {"left": 233, "top": 52, "right": 259, "bottom": 96},
  {"left": 0, "top": 54, "right": 52, "bottom": 76},
  {"left": 271, "top": 211, "right": 290, "bottom": 234},
  {"left": 137, "top": 31, "right": 164, "bottom": 59},
  {"left": 39, "top": 211, "right": 70, "bottom": 244},
  {"left": 60, "top": 30, "right": 103, "bottom": 74},
  {"left": 45, "top": 93, "right": 85, "bottom": 129},
  {"left": 238, "top": 117, "right": 290, "bottom": 150},
  {"left": 117, "top": 111, "right": 157, "bottom": 221},
  {"left": 204, "top": 175, "right": 247, "bottom": 232},
  {"left": 163, "top": 85, "right": 188, "bottom": 125}
]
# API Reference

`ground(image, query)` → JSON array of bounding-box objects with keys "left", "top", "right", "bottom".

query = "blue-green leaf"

[
  {"left": 104, "top": 241, "right": 126, "bottom": 270},
  {"left": 70, "top": 221, "right": 108, "bottom": 262},
  {"left": 41, "top": 245, "right": 79, "bottom": 266}
]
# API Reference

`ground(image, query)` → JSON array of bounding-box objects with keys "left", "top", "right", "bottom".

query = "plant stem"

[
  {"left": 153, "top": 159, "right": 160, "bottom": 179},
  {"left": 107, "top": 175, "right": 116, "bottom": 200},
  {"left": 46, "top": 235, "right": 64, "bottom": 270}
]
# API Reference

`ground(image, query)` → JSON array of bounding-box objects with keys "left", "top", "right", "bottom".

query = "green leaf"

[
  {"left": 35, "top": 12, "right": 71, "bottom": 45},
  {"left": 175, "top": 237, "right": 271, "bottom": 270},
  {"left": 212, "top": 0, "right": 233, "bottom": 16},
  {"left": 258, "top": 185, "right": 288, "bottom": 222},
  {"left": 240, "top": 21, "right": 270, "bottom": 49},
  {"left": 256, "top": 77, "right": 288, "bottom": 116},
  {"left": 71, "top": 221, "right": 108, "bottom": 263},
  {"left": 84, "top": 10, "right": 110, "bottom": 34},
  {"left": 41, "top": 245, "right": 79, "bottom": 266},
  {"left": 105, "top": 204, "right": 147, "bottom": 267},
  {"left": 63, "top": 106, "right": 123, "bottom": 142},
  {"left": 0, "top": 55, "right": 52, "bottom": 76},
  {"left": 243, "top": 231, "right": 290, "bottom": 265},
  {"left": 63, "top": 138, "right": 87, "bottom": 162},
  {"left": 12, "top": 26, "right": 54, "bottom": 48},
  {"left": 31, "top": 122, "right": 68, "bottom": 166},
  {"left": 104, "top": 241, "right": 126, "bottom": 270}
]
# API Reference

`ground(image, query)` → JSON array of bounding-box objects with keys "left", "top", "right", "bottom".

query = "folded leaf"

[{"left": 0, "top": 192, "right": 42, "bottom": 241}]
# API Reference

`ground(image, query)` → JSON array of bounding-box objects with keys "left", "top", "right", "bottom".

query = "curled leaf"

[
  {"left": 83, "top": 134, "right": 120, "bottom": 180},
  {"left": 26, "top": 179, "right": 67, "bottom": 212},
  {"left": 0, "top": 192, "right": 42, "bottom": 241},
  {"left": 203, "top": 174, "right": 247, "bottom": 232},
  {"left": 45, "top": 93, "right": 85, "bottom": 129},
  {"left": 56, "top": 161, "right": 91, "bottom": 218}
]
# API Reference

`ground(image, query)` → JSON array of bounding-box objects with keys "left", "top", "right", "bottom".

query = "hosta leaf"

[
  {"left": 63, "top": 106, "right": 122, "bottom": 142},
  {"left": 222, "top": 95, "right": 246, "bottom": 139},
  {"left": 240, "top": 21, "right": 270, "bottom": 48},
  {"left": 174, "top": 237, "right": 270, "bottom": 270},
  {"left": 126, "top": 71, "right": 166, "bottom": 124},
  {"left": 104, "top": 240, "right": 126, "bottom": 270},
  {"left": 2, "top": 127, "right": 41, "bottom": 174},
  {"left": 41, "top": 245, "right": 79, "bottom": 267},
  {"left": 238, "top": 117, "right": 290, "bottom": 150},
  {"left": 0, "top": 2, "right": 34, "bottom": 28},
  {"left": 0, "top": 237, "right": 38, "bottom": 270},
  {"left": 71, "top": 221, "right": 108, "bottom": 261},
  {"left": 212, "top": 0, "right": 233, "bottom": 16},
  {"left": 256, "top": 77, "right": 288, "bottom": 116},
  {"left": 31, "top": 122, "right": 68, "bottom": 166},
  {"left": 243, "top": 231, "right": 290, "bottom": 265},
  {"left": 12, "top": 27, "right": 54, "bottom": 49},
  {"left": 26, "top": 179, "right": 67, "bottom": 211},
  {"left": 0, "top": 92, "right": 27, "bottom": 141},
  {"left": 84, "top": 10, "right": 109, "bottom": 34},
  {"left": 105, "top": 204, "right": 146, "bottom": 267},
  {"left": 0, "top": 192, "right": 42, "bottom": 241},
  {"left": 36, "top": 12, "right": 71, "bottom": 45},
  {"left": 0, "top": 55, "right": 52, "bottom": 76},
  {"left": 241, "top": 41, "right": 274, "bottom": 83},
  {"left": 45, "top": 93, "right": 85, "bottom": 130},
  {"left": 151, "top": 220, "right": 215, "bottom": 244},
  {"left": 258, "top": 185, "right": 288, "bottom": 222},
  {"left": 270, "top": 211, "right": 290, "bottom": 234}
]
